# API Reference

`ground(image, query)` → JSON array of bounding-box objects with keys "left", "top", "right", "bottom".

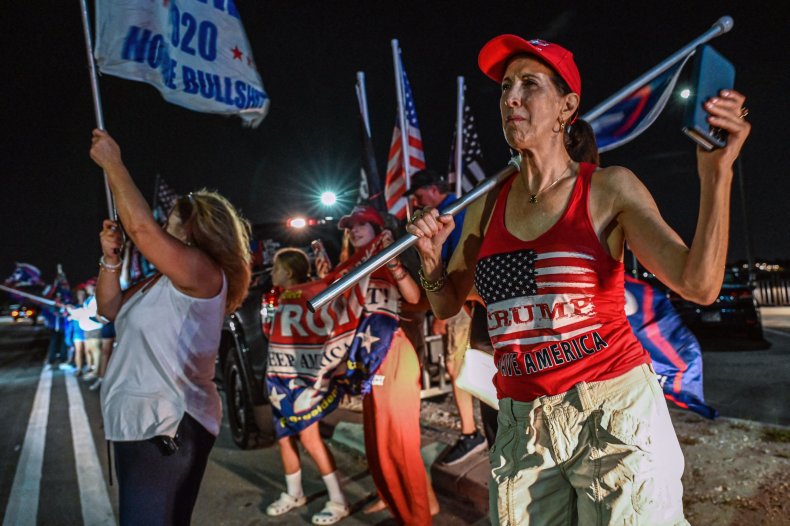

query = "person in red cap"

[
  {"left": 407, "top": 34, "right": 750, "bottom": 525},
  {"left": 318, "top": 204, "right": 437, "bottom": 525}
]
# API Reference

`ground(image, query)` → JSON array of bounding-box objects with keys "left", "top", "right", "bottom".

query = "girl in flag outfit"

[
  {"left": 407, "top": 36, "right": 750, "bottom": 525},
  {"left": 263, "top": 247, "right": 350, "bottom": 525},
  {"left": 89, "top": 130, "right": 252, "bottom": 526}
]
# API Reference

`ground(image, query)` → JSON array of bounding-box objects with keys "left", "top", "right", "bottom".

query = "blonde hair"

[
  {"left": 273, "top": 248, "right": 310, "bottom": 284},
  {"left": 177, "top": 189, "right": 251, "bottom": 314}
]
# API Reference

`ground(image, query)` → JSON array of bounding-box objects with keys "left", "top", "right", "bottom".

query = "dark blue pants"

[
  {"left": 47, "top": 329, "right": 67, "bottom": 365},
  {"left": 113, "top": 413, "right": 215, "bottom": 526}
]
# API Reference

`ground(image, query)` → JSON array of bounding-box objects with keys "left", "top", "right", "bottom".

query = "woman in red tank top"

[{"left": 407, "top": 35, "right": 750, "bottom": 525}]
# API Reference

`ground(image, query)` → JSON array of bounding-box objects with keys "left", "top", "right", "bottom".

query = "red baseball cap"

[
  {"left": 478, "top": 35, "right": 581, "bottom": 99},
  {"left": 338, "top": 205, "right": 385, "bottom": 230}
]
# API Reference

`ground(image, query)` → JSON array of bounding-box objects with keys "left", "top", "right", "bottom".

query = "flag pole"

[
  {"left": 308, "top": 160, "right": 519, "bottom": 312},
  {"left": 583, "top": 16, "right": 733, "bottom": 122},
  {"left": 391, "top": 39, "right": 412, "bottom": 218},
  {"left": 79, "top": 0, "right": 117, "bottom": 221},
  {"left": 0, "top": 285, "right": 57, "bottom": 308},
  {"left": 356, "top": 72, "right": 371, "bottom": 136},
  {"left": 454, "top": 77, "right": 465, "bottom": 197}
]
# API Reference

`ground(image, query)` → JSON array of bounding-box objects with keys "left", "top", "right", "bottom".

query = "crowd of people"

[
  {"left": 6, "top": 29, "right": 750, "bottom": 526},
  {"left": 40, "top": 277, "right": 116, "bottom": 392}
]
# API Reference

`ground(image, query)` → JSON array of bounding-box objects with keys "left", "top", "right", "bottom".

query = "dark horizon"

[{"left": 2, "top": 0, "right": 788, "bottom": 286}]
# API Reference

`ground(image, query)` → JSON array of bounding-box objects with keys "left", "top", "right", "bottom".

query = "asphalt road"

[{"left": 0, "top": 308, "right": 788, "bottom": 525}]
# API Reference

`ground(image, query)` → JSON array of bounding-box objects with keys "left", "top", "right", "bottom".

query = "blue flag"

[
  {"left": 588, "top": 55, "right": 692, "bottom": 153},
  {"left": 624, "top": 275, "right": 717, "bottom": 419}
]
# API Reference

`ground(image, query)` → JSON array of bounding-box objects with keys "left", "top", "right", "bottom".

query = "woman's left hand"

[
  {"left": 381, "top": 229, "right": 394, "bottom": 248},
  {"left": 697, "top": 89, "right": 751, "bottom": 176}
]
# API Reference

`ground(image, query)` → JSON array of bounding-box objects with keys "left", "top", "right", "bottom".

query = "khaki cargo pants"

[{"left": 490, "top": 364, "right": 689, "bottom": 525}]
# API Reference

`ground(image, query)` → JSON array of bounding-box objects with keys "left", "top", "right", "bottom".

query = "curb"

[{"left": 322, "top": 408, "right": 491, "bottom": 515}]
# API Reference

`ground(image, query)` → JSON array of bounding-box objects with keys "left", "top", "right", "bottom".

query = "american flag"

[
  {"left": 152, "top": 175, "right": 180, "bottom": 225},
  {"left": 475, "top": 249, "right": 602, "bottom": 349},
  {"left": 385, "top": 54, "right": 425, "bottom": 219},
  {"left": 449, "top": 101, "right": 486, "bottom": 194}
]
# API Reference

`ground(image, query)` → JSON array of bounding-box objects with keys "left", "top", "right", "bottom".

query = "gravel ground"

[{"left": 417, "top": 394, "right": 790, "bottom": 525}]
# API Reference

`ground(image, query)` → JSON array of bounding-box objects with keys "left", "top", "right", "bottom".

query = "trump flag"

[
  {"left": 624, "top": 275, "right": 717, "bottom": 419},
  {"left": 95, "top": 0, "right": 269, "bottom": 126}
]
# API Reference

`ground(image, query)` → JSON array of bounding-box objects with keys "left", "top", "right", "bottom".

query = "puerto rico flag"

[
  {"left": 587, "top": 55, "right": 693, "bottom": 153},
  {"left": 624, "top": 275, "right": 717, "bottom": 418}
]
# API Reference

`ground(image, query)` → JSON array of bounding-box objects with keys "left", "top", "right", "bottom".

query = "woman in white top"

[{"left": 90, "top": 129, "right": 251, "bottom": 526}]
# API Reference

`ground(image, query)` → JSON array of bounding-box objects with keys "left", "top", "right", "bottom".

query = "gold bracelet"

[{"left": 418, "top": 267, "right": 447, "bottom": 292}]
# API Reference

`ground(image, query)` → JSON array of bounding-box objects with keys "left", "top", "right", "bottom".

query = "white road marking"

[
  {"left": 765, "top": 327, "right": 790, "bottom": 340},
  {"left": 3, "top": 366, "right": 51, "bottom": 526},
  {"left": 64, "top": 373, "right": 116, "bottom": 525}
]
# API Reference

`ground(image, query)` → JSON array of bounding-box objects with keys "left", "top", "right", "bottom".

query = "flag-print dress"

[{"left": 475, "top": 162, "right": 650, "bottom": 402}]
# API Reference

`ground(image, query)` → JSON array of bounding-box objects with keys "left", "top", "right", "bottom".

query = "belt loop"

[{"left": 575, "top": 381, "right": 595, "bottom": 411}]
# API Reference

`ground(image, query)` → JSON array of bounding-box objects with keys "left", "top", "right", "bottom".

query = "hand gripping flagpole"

[
  {"left": 79, "top": 0, "right": 117, "bottom": 221},
  {"left": 308, "top": 160, "right": 519, "bottom": 312},
  {"left": 583, "top": 16, "right": 734, "bottom": 122}
]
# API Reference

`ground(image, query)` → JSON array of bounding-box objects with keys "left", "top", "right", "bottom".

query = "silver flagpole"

[
  {"left": 454, "top": 77, "right": 464, "bottom": 198},
  {"left": 391, "top": 39, "right": 412, "bottom": 203},
  {"left": 583, "top": 16, "right": 733, "bottom": 122},
  {"left": 356, "top": 72, "right": 371, "bottom": 136},
  {"left": 0, "top": 285, "right": 57, "bottom": 308},
  {"left": 79, "top": 0, "right": 117, "bottom": 221},
  {"left": 308, "top": 160, "right": 519, "bottom": 312}
]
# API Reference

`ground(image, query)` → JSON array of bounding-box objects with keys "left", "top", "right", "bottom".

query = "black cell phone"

[{"left": 682, "top": 45, "right": 736, "bottom": 151}]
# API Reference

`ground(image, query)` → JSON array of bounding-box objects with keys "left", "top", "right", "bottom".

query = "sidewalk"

[{"left": 320, "top": 406, "right": 491, "bottom": 515}]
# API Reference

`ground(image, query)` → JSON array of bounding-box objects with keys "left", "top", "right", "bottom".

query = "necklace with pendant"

[{"left": 527, "top": 162, "right": 573, "bottom": 204}]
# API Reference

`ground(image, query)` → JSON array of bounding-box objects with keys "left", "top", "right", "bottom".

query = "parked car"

[
  {"left": 667, "top": 268, "right": 763, "bottom": 341},
  {"left": 10, "top": 304, "right": 39, "bottom": 324}
]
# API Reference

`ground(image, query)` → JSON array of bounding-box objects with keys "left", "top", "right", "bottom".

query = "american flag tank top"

[{"left": 474, "top": 163, "right": 649, "bottom": 402}]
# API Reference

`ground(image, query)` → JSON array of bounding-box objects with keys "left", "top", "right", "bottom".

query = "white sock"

[
  {"left": 322, "top": 471, "right": 347, "bottom": 505},
  {"left": 285, "top": 470, "right": 304, "bottom": 498}
]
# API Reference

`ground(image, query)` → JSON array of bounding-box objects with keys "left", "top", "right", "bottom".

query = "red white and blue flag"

[
  {"left": 624, "top": 275, "right": 717, "bottom": 418},
  {"left": 264, "top": 234, "right": 399, "bottom": 436},
  {"left": 385, "top": 53, "right": 425, "bottom": 219},
  {"left": 264, "top": 264, "right": 368, "bottom": 438},
  {"left": 587, "top": 56, "right": 692, "bottom": 153}
]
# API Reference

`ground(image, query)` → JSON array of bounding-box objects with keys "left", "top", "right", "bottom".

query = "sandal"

[
  {"left": 266, "top": 492, "right": 307, "bottom": 516},
  {"left": 311, "top": 500, "right": 350, "bottom": 525}
]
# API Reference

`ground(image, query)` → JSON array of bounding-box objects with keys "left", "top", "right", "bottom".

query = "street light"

[
  {"left": 679, "top": 88, "right": 691, "bottom": 99},
  {"left": 320, "top": 191, "right": 337, "bottom": 206}
]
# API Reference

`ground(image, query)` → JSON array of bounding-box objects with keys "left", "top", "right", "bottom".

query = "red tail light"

[
  {"left": 11, "top": 310, "right": 19, "bottom": 317},
  {"left": 25, "top": 309, "right": 34, "bottom": 317}
]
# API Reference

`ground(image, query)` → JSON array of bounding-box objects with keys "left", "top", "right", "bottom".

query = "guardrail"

[{"left": 754, "top": 275, "right": 790, "bottom": 306}]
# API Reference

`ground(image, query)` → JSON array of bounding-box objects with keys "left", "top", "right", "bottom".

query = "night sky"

[{"left": 2, "top": 0, "right": 788, "bottom": 286}]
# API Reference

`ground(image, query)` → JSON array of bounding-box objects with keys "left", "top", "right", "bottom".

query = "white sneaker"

[
  {"left": 312, "top": 500, "right": 350, "bottom": 525},
  {"left": 82, "top": 371, "right": 97, "bottom": 381},
  {"left": 266, "top": 492, "right": 307, "bottom": 517},
  {"left": 89, "top": 378, "right": 102, "bottom": 391}
]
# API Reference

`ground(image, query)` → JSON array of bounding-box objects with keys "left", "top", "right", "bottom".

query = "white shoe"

[
  {"left": 312, "top": 501, "right": 350, "bottom": 525},
  {"left": 83, "top": 371, "right": 97, "bottom": 381},
  {"left": 89, "top": 378, "right": 102, "bottom": 391},
  {"left": 266, "top": 492, "right": 307, "bottom": 517}
]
